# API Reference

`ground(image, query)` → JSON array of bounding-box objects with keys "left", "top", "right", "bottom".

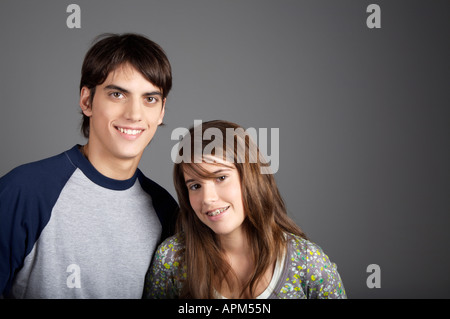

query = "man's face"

[{"left": 80, "top": 63, "right": 165, "bottom": 166}]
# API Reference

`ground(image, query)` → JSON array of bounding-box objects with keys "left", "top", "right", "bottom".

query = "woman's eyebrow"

[
  {"left": 212, "top": 168, "right": 232, "bottom": 174},
  {"left": 184, "top": 168, "right": 232, "bottom": 185},
  {"left": 185, "top": 178, "right": 196, "bottom": 185}
]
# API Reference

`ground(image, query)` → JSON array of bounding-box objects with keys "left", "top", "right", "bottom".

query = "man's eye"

[
  {"left": 146, "top": 97, "right": 158, "bottom": 103},
  {"left": 217, "top": 176, "right": 227, "bottom": 182},
  {"left": 110, "top": 92, "right": 124, "bottom": 99}
]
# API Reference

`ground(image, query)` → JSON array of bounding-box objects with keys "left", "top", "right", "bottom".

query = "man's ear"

[
  {"left": 157, "top": 98, "right": 166, "bottom": 126},
  {"left": 80, "top": 87, "right": 93, "bottom": 117}
]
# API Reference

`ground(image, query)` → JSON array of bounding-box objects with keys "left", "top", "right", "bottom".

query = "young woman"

[{"left": 144, "top": 120, "right": 346, "bottom": 299}]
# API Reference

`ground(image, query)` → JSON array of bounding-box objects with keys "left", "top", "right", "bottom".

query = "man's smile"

[{"left": 114, "top": 126, "right": 144, "bottom": 136}]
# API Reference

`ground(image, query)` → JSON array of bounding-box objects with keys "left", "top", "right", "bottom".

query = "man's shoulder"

[
  {"left": 137, "top": 172, "right": 177, "bottom": 205},
  {"left": 136, "top": 171, "right": 179, "bottom": 238},
  {"left": 138, "top": 172, "right": 168, "bottom": 192},
  {"left": 0, "top": 147, "right": 77, "bottom": 191}
]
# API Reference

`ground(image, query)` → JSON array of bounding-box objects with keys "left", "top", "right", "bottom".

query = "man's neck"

[{"left": 81, "top": 144, "right": 141, "bottom": 180}]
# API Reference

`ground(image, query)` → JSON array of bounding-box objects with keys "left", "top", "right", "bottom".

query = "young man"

[{"left": 0, "top": 33, "right": 178, "bottom": 298}]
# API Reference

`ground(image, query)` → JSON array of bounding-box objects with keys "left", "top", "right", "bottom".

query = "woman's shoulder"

[
  {"left": 286, "top": 233, "right": 319, "bottom": 251},
  {"left": 145, "top": 233, "right": 186, "bottom": 298},
  {"left": 284, "top": 233, "right": 346, "bottom": 298},
  {"left": 155, "top": 232, "right": 185, "bottom": 260},
  {"left": 285, "top": 233, "right": 334, "bottom": 267},
  {"left": 159, "top": 232, "right": 185, "bottom": 248}
]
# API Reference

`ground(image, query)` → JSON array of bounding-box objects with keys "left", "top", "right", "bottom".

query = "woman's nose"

[{"left": 201, "top": 183, "right": 219, "bottom": 204}]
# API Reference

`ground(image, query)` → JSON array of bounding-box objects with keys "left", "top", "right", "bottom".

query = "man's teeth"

[
  {"left": 207, "top": 206, "right": 229, "bottom": 217},
  {"left": 117, "top": 127, "right": 142, "bottom": 135}
]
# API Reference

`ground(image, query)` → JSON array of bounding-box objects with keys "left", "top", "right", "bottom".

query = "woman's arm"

[{"left": 143, "top": 235, "right": 185, "bottom": 299}]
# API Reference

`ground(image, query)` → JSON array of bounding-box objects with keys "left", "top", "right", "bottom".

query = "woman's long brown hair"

[{"left": 173, "top": 120, "right": 306, "bottom": 298}]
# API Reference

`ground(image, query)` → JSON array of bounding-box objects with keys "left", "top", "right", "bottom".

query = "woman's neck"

[
  {"left": 217, "top": 228, "right": 274, "bottom": 299},
  {"left": 218, "top": 227, "right": 250, "bottom": 257}
]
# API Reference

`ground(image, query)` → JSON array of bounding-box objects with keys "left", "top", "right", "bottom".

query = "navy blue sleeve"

[
  {"left": 138, "top": 173, "right": 179, "bottom": 242},
  {"left": 0, "top": 152, "right": 76, "bottom": 296}
]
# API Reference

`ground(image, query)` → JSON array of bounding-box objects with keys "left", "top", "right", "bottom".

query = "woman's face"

[{"left": 183, "top": 158, "right": 246, "bottom": 237}]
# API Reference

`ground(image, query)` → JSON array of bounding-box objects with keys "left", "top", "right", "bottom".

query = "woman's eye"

[
  {"left": 217, "top": 176, "right": 227, "bottom": 182},
  {"left": 188, "top": 184, "right": 200, "bottom": 191}
]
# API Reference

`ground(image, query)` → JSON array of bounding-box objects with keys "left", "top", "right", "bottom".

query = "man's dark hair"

[{"left": 79, "top": 33, "right": 172, "bottom": 138}]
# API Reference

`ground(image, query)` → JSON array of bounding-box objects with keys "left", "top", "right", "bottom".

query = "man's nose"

[{"left": 124, "top": 98, "right": 142, "bottom": 122}]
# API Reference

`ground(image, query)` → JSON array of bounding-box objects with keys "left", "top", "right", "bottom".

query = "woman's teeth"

[{"left": 207, "top": 206, "right": 229, "bottom": 217}]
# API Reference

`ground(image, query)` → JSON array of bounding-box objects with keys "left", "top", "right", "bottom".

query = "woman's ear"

[{"left": 79, "top": 87, "right": 93, "bottom": 117}]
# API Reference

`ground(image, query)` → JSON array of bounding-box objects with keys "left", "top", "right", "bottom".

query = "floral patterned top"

[{"left": 143, "top": 233, "right": 346, "bottom": 299}]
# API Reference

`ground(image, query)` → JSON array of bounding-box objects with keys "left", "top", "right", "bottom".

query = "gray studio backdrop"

[{"left": 1, "top": 0, "right": 449, "bottom": 298}]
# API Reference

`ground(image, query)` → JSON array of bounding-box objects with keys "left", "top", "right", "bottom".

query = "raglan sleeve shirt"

[
  {"left": 0, "top": 151, "right": 76, "bottom": 296},
  {"left": 0, "top": 145, "right": 178, "bottom": 298}
]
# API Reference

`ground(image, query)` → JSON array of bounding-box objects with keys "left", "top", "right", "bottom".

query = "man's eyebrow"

[
  {"left": 104, "top": 84, "right": 162, "bottom": 97},
  {"left": 104, "top": 84, "right": 130, "bottom": 94},
  {"left": 143, "top": 91, "right": 163, "bottom": 98}
]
